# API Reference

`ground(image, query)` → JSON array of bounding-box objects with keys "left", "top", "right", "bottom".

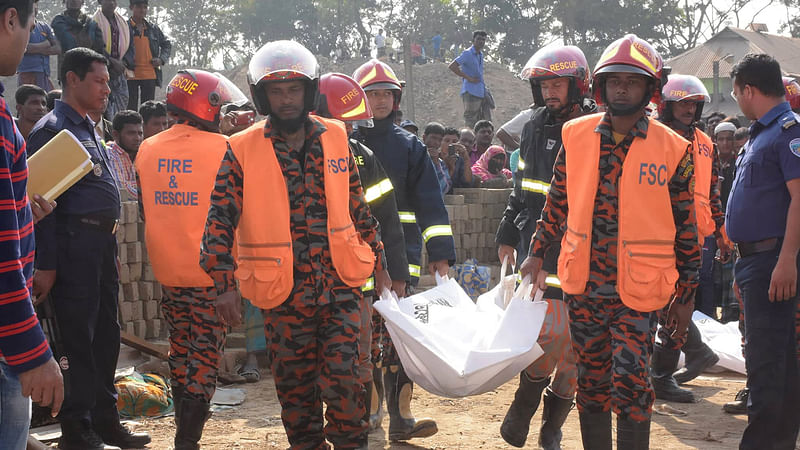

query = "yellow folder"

[{"left": 26, "top": 129, "right": 94, "bottom": 203}]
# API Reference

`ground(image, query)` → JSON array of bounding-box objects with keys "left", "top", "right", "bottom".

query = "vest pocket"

[
  {"left": 235, "top": 243, "right": 293, "bottom": 309},
  {"left": 619, "top": 240, "right": 678, "bottom": 311},
  {"left": 557, "top": 227, "right": 590, "bottom": 294},
  {"left": 694, "top": 192, "right": 714, "bottom": 238},
  {"left": 329, "top": 222, "right": 375, "bottom": 287}
]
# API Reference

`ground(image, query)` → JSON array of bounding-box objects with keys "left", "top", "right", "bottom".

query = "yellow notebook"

[{"left": 26, "top": 129, "right": 94, "bottom": 203}]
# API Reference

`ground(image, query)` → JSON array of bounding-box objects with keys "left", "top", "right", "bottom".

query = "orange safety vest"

[
  {"left": 691, "top": 130, "right": 715, "bottom": 240},
  {"left": 135, "top": 124, "right": 228, "bottom": 287},
  {"left": 558, "top": 113, "right": 690, "bottom": 312},
  {"left": 228, "top": 115, "right": 374, "bottom": 309}
]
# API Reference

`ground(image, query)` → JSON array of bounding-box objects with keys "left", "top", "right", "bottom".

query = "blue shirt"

[
  {"left": 28, "top": 100, "right": 121, "bottom": 270},
  {"left": 726, "top": 101, "right": 800, "bottom": 243},
  {"left": 17, "top": 21, "right": 54, "bottom": 75},
  {"left": 454, "top": 45, "right": 485, "bottom": 98},
  {"left": 432, "top": 34, "right": 442, "bottom": 50}
]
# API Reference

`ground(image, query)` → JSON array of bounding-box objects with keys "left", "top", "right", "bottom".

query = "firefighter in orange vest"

[
  {"left": 652, "top": 74, "right": 728, "bottom": 403},
  {"left": 200, "top": 41, "right": 389, "bottom": 450},
  {"left": 520, "top": 34, "right": 700, "bottom": 448},
  {"left": 315, "top": 72, "right": 409, "bottom": 433},
  {"left": 136, "top": 69, "right": 247, "bottom": 449}
]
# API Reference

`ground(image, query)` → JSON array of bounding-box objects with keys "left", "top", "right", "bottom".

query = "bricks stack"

[
  {"left": 419, "top": 188, "right": 513, "bottom": 289},
  {"left": 116, "top": 201, "right": 166, "bottom": 340}
]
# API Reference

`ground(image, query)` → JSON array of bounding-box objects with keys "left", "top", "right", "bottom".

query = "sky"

[{"left": 706, "top": 0, "right": 795, "bottom": 37}]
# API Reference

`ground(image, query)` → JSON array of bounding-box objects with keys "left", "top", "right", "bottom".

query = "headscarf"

[{"left": 471, "top": 145, "right": 511, "bottom": 181}]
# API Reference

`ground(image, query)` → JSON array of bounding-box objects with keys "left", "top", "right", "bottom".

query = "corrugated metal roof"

[{"left": 667, "top": 27, "right": 800, "bottom": 79}]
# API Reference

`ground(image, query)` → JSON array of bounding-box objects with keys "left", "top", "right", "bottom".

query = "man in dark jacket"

[
  {"left": 51, "top": 0, "right": 104, "bottom": 74},
  {"left": 126, "top": 0, "right": 171, "bottom": 110}
]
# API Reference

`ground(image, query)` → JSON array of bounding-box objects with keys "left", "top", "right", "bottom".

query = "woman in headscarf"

[{"left": 471, "top": 144, "right": 511, "bottom": 187}]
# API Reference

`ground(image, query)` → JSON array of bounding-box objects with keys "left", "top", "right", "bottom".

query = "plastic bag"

[{"left": 374, "top": 274, "right": 547, "bottom": 398}]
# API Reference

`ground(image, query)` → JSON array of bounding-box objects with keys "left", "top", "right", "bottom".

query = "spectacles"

[{"left": 730, "top": 90, "right": 737, "bottom": 100}]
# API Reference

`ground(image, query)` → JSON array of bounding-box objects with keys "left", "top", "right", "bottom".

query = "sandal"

[{"left": 236, "top": 366, "right": 260, "bottom": 383}]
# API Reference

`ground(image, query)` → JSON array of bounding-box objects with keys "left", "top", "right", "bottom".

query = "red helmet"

[
  {"left": 247, "top": 40, "right": 320, "bottom": 116},
  {"left": 592, "top": 34, "right": 668, "bottom": 109},
  {"left": 519, "top": 45, "right": 590, "bottom": 107},
  {"left": 352, "top": 59, "right": 403, "bottom": 108},
  {"left": 658, "top": 74, "right": 710, "bottom": 122},
  {"left": 316, "top": 73, "right": 373, "bottom": 128},
  {"left": 784, "top": 76, "right": 800, "bottom": 111},
  {"left": 166, "top": 70, "right": 248, "bottom": 131}
]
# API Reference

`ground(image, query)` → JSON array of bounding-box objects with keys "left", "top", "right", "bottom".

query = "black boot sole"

[{"left": 388, "top": 422, "right": 438, "bottom": 441}]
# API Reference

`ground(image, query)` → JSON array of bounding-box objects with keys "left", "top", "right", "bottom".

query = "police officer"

[
  {"left": 653, "top": 74, "right": 725, "bottom": 403},
  {"left": 201, "top": 41, "right": 388, "bottom": 450},
  {"left": 495, "top": 44, "right": 595, "bottom": 449},
  {"left": 727, "top": 53, "right": 800, "bottom": 450},
  {"left": 28, "top": 47, "right": 150, "bottom": 449},
  {"left": 520, "top": 35, "right": 699, "bottom": 449},
  {"left": 315, "top": 71, "right": 408, "bottom": 430},
  {"left": 352, "top": 58, "right": 456, "bottom": 441},
  {"left": 137, "top": 69, "right": 246, "bottom": 449}
]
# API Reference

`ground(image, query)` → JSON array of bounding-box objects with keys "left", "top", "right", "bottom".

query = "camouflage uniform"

[
  {"left": 161, "top": 286, "right": 225, "bottom": 402},
  {"left": 201, "top": 116, "right": 385, "bottom": 449},
  {"left": 530, "top": 114, "right": 700, "bottom": 421}
]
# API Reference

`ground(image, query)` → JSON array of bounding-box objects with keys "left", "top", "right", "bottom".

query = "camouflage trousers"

[
  {"left": 161, "top": 286, "right": 226, "bottom": 402},
  {"left": 264, "top": 291, "right": 366, "bottom": 449},
  {"left": 566, "top": 294, "right": 657, "bottom": 422},
  {"left": 524, "top": 297, "right": 578, "bottom": 398},
  {"left": 358, "top": 295, "right": 374, "bottom": 385}
]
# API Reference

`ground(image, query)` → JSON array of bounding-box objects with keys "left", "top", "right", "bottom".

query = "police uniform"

[
  {"left": 28, "top": 101, "right": 123, "bottom": 436},
  {"left": 726, "top": 101, "right": 800, "bottom": 449}
]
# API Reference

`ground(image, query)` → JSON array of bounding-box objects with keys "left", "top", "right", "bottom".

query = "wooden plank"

[{"left": 120, "top": 331, "right": 169, "bottom": 360}]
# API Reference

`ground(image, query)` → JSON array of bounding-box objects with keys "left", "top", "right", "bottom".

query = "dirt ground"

[{"left": 124, "top": 371, "right": 758, "bottom": 449}]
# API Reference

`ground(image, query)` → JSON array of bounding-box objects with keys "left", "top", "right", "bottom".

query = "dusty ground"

[{"left": 123, "top": 371, "right": 757, "bottom": 449}]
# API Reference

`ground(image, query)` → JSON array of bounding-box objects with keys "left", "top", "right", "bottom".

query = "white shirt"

[
  {"left": 375, "top": 33, "right": 385, "bottom": 49},
  {"left": 499, "top": 108, "right": 534, "bottom": 140}
]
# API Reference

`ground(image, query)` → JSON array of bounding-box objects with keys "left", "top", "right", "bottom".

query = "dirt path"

[{"left": 130, "top": 371, "right": 754, "bottom": 449}]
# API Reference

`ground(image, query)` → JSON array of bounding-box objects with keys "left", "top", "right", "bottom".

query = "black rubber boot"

[
  {"left": 723, "top": 388, "right": 748, "bottom": 414},
  {"left": 651, "top": 343, "right": 696, "bottom": 403},
  {"left": 673, "top": 321, "right": 719, "bottom": 385},
  {"left": 616, "top": 417, "right": 650, "bottom": 450},
  {"left": 538, "top": 387, "right": 573, "bottom": 450},
  {"left": 93, "top": 407, "right": 152, "bottom": 448},
  {"left": 499, "top": 372, "right": 549, "bottom": 447},
  {"left": 57, "top": 418, "right": 105, "bottom": 450},
  {"left": 172, "top": 384, "right": 184, "bottom": 425},
  {"left": 384, "top": 365, "right": 438, "bottom": 441},
  {"left": 578, "top": 411, "right": 612, "bottom": 450},
  {"left": 174, "top": 396, "right": 212, "bottom": 450},
  {"left": 369, "top": 367, "right": 384, "bottom": 431}
]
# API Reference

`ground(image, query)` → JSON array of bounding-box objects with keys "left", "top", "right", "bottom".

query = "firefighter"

[
  {"left": 653, "top": 74, "right": 727, "bottom": 402},
  {"left": 200, "top": 41, "right": 389, "bottom": 449},
  {"left": 352, "top": 59, "right": 456, "bottom": 441},
  {"left": 520, "top": 34, "right": 700, "bottom": 449},
  {"left": 315, "top": 71, "right": 408, "bottom": 430},
  {"left": 136, "top": 70, "right": 247, "bottom": 449},
  {"left": 495, "top": 44, "right": 596, "bottom": 449}
]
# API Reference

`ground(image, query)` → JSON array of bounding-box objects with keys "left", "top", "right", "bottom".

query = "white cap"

[{"left": 714, "top": 122, "right": 737, "bottom": 136}]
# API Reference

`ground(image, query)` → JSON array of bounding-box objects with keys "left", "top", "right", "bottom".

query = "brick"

[
  {"left": 143, "top": 264, "right": 155, "bottom": 282},
  {"left": 130, "top": 301, "right": 143, "bottom": 320},
  {"left": 117, "top": 243, "right": 127, "bottom": 263},
  {"left": 152, "top": 282, "right": 162, "bottom": 300},
  {"left": 132, "top": 320, "right": 147, "bottom": 338},
  {"left": 453, "top": 188, "right": 481, "bottom": 203},
  {"left": 144, "top": 300, "right": 159, "bottom": 320},
  {"left": 468, "top": 204, "right": 482, "bottom": 219},
  {"left": 119, "top": 301, "right": 133, "bottom": 322},
  {"left": 444, "top": 195, "right": 464, "bottom": 205},
  {"left": 122, "top": 321, "right": 135, "bottom": 335},
  {"left": 119, "top": 264, "right": 130, "bottom": 284},
  {"left": 118, "top": 289, "right": 125, "bottom": 303},
  {"left": 122, "top": 202, "right": 138, "bottom": 224},
  {"left": 126, "top": 243, "right": 142, "bottom": 263},
  {"left": 122, "top": 282, "right": 139, "bottom": 302},
  {"left": 115, "top": 225, "right": 125, "bottom": 244},
  {"left": 138, "top": 281, "right": 154, "bottom": 300},
  {"left": 123, "top": 223, "right": 137, "bottom": 243},
  {"left": 129, "top": 263, "right": 143, "bottom": 281},
  {"left": 146, "top": 319, "right": 162, "bottom": 339}
]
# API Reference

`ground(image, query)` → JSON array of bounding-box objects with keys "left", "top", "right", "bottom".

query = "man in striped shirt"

[{"left": 0, "top": 0, "right": 63, "bottom": 447}]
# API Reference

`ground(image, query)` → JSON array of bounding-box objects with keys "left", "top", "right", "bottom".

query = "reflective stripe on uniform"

[
  {"left": 545, "top": 274, "right": 561, "bottom": 288},
  {"left": 361, "top": 276, "right": 375, "bottom": 292},
  {"left": 409, "top": 264, "right": 421, "bottom": 278},
  {"left": 421, "top": 224, "right": 453, "bottom": 243},
  {"left": 398, "top": 211, "right": 417, "bottom": 223},
  {"left": 517, "top": 157, "right": 526, "bottom": 171},
  {"left": 364, "top": 178, "right": 394, "bottom": 203},
  {"left": 521, "top": 178, "right": 550, "bottom": 194}
]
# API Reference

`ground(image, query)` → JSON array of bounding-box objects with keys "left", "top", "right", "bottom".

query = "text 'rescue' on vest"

[
  {"left": 691, "top": 129, "right": 715, "bottom": 240},
  {"left": 228, "top": 115, "right": 374, "bottom": 309},
  {"left": 558, "top": 113, "right": 690, "bottom": 312},
  {"left": 136, "top": 124, "right": 229, "bottom": 288}
]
